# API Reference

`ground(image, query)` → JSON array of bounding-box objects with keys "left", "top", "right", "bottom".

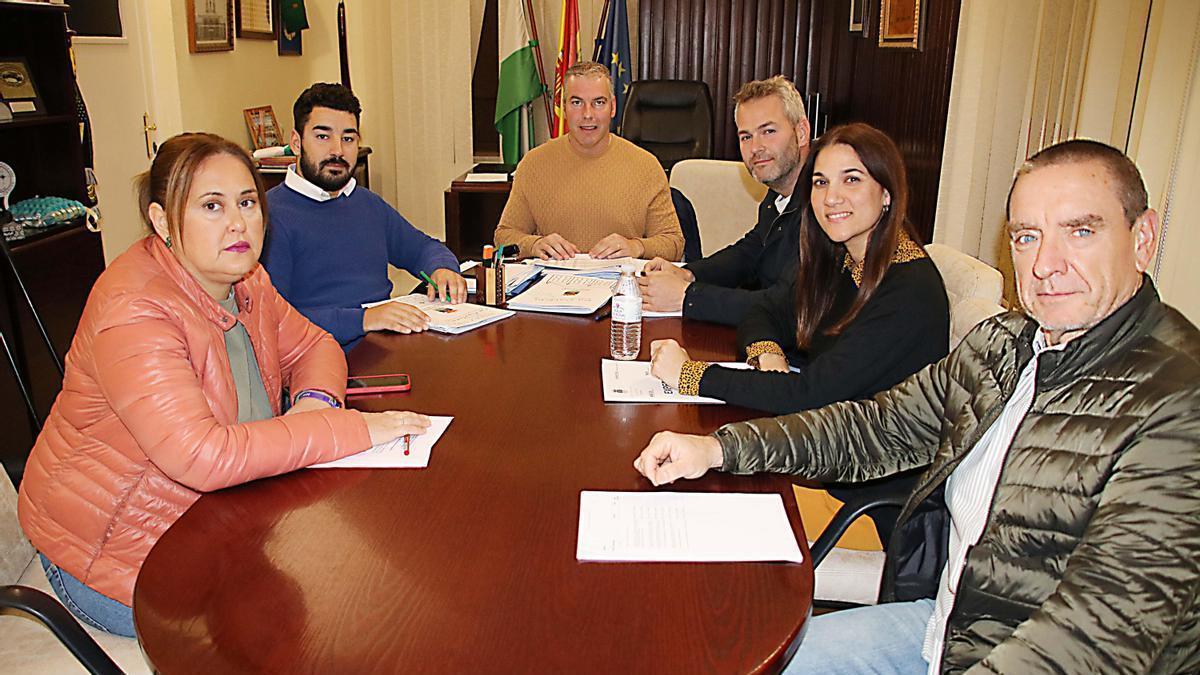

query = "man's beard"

[
  {"left": 299, "top": 154, "right": 353, "bottom": 192},
  {"left": 749, "top": 140, "right": 801, "bottom": 192}
]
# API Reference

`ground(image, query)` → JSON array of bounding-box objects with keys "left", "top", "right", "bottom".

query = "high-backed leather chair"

[
  {"left": 619, "top": 80, "right": 713, "bottom": 172},
  {"left": 668, "top": 159, "right": 767, "bottom": 257}
]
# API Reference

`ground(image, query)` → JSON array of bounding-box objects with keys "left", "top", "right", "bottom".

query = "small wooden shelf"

[
  {"left": 3, "top": 215, "right": 87, "bottom": 248},
  {"left": 0, "top": 114, "right": 77, "bottom": 131},
  {"left": 0, "top": 0, "right": 105, "bottom": 486},
  {"left": 0, "top": 0, "right": 69, "bottom": 12}
]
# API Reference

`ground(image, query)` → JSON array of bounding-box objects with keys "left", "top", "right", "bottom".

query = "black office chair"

[
  {"left": 0, "top": 586, "right": 123, "bottom": 674},
  {"left": 808, "top": 491, "right": 909, "bottom": 570},
  {"left": 670, "top": 187, "right": 702, "bottom": 263},
  {"left": 620, "top": 80, "right": 713, "bottom": 172},
  {"left": 808, "top": 477, "right": 949, "bottom": 611}
]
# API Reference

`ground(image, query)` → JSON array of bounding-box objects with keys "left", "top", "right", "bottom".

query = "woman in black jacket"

[{"left": 649, "top": 123, "right": 949, "bottom": 541}]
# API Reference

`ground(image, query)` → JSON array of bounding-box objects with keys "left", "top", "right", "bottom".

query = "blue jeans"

[
  {"left": 39, "top": 554, "right": 136, "bottom": 638},
  {"left": 782, "top": 598, "right": 934, "bottom": 675}
]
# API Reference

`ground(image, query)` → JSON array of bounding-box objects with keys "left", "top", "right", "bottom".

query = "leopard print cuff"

[
  {"left": 745, "top": 341, "right": 785, "bottom": 366},
  {"left": 678, "top": 360, "right": 712, "bottom": 396}
]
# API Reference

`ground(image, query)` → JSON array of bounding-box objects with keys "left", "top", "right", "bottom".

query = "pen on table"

[
  {"left": 403, "top": 434, "right": 411, "bottom": 456},
  {"left": 419, "top": 271, "right": 442, "bottom": 300},
  {"left": 594, "top": 306, "right": 612, "bottom": 321}
]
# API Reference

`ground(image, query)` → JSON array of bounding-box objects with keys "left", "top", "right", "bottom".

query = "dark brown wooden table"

[{"left": 133, "top": 312, "right": 812, "bottom": 673}]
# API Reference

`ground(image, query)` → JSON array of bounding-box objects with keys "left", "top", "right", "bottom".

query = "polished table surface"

[{"left": 133, "top": 311, "right": 813, "bottom": 673}]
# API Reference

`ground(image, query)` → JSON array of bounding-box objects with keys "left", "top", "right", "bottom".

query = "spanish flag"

[{"left": 550, "top": 0, "right": 579, "bottom": 138}]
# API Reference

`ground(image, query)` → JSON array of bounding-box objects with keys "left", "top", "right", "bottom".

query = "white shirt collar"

[
  {"left": 1033, "top": 329, "right": 1068, "bottom": 355},
  {"left": 774, "top": 193, "right": 791, "bottom": 213},
  {"left": 283, "top": 163, "right": 357, "bottom": 202}
]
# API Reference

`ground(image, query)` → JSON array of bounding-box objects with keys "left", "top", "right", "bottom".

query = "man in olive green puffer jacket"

[{"left": 635, "top": 139, "right": 1199, "bottom": 674}]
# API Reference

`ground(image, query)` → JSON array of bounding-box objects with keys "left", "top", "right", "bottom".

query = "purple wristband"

[{"left": 294, "top": 389, "right": 341, "bottom": 409}]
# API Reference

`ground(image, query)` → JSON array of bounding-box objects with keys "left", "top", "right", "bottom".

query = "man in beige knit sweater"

[{"left": 493, "top": 61, "right": 685, "bottom": 261}]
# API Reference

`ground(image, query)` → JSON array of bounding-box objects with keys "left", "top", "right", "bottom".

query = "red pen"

[{"left": 403, "top": 435, "right": 411, "bottom": 456}]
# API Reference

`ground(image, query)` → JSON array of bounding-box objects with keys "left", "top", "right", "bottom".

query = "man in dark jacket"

[
  {"left": 638, "top": 75, "right": 810, "bottom": 325},
  {"left": 634, "top": 140, "right": 1200, "bottom": 674}
]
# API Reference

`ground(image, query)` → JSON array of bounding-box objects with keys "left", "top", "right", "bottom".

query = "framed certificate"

[
  {"left": 236, "top": 0, "right": 277, "bottom": 40},
  {"left": 879, "top": 0, "right": 924, "bottom": 50},
  {"left": 187, "top": 0, "right": 234, "bottom": 53},
  {"left": 0, "top": 59, "right": 43, "bottom": 116}
]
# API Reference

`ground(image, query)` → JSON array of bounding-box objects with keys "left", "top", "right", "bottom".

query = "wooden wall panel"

[
  {"left": 638, "top": 0, "right": 812, "bottom": 160},
  {"left": 807, "top": 0, "right": 964, "bottom": 242},
  {"left": 639, "top": 0, "right": 962, "bottom": 242}
]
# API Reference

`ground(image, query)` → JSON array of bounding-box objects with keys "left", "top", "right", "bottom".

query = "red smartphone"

[{"left": 346, "top": 374, "right": 412, "bottom": 395}]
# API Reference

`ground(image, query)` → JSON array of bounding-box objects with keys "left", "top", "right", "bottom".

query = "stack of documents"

[
  {"left": 460, "top": 261, "right": 542, "bottom": 296},
  {"left": 363, "top": 295, "right": 513, "bottom": 334},
  {"left": 506, "top": 272, "right": 616, "bottom": 314},
  {"left": 601, "top": 359, "right": 727, "bottom": 403},
  {"left": 576, "top": 491, "right": 805, "bottom": 563},
  {"left": 310, "top": 416, "right": 453, "bottom": 469},
  {"left": 531, "top": 254, "right": 633, "bottom": 276}
]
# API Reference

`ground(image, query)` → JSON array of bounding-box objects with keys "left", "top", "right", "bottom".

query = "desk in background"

[
  {"left": 444, "top": 170, "right": 511, "bottom": 259},
  {"left": 133, "top": 313, "right": 813, "bottom": 673},
  {"left": 256, "top": 147, "right": 372, "bottom": 192}
]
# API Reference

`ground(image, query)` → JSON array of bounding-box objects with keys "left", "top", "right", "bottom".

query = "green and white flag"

[{"left": 495, "top": 0, "right": 545, "bottom": 164}]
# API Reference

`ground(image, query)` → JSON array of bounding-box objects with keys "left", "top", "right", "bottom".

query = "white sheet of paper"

[
  {"left": 576, "top": 491, "right": 804, "bottom": 563},
  {"left": 309, "top": 416, "right": 453, "bottom": 469},
  {"left": 506, "top": 272, "right": 616, "bottom": 314},
  {"left": 464, "top": 173, "right": 509, "bottom": 182},
  {"left": 601, "top": 359, "right": 727, "bottom": 404},
  {"left": 362, "top": 295, "right": 513, "bottom": 334},
  {"left": 642, "top": 306, "right": 683, "bottom": 318}
]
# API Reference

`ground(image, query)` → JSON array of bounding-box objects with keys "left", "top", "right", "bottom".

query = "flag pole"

[
  {"left": 592, "top": 0, "right": 611, "bottom": 60},
  {"left": 337, "top": 1, "right": 351, "bottom": 89},
  {"left": 521, "top": 0, "right": 554, "bottom": 135}
]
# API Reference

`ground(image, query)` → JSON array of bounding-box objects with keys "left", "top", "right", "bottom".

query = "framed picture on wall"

[
  {"left": 187, "top": 0, "right": 234, "bottom": 53},
  {"left": 243, "top": 106, "right": 282, "bottom": 150},
  {"left": 879, "top": 0, "right": 924, "bottom": 49},
  {"left": 236, "top": 0, "right": 277, "bottom": 40},
  {"left": 277, "top": 0, "right": 302, "bottom": 56},
  {"left": 849, "top": 0, "right": 867, "bottom": 35}
]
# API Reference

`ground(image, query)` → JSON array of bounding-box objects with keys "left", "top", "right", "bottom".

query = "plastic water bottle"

[{"left": 610, "top": 265, "right": 642, "bottom": 360}]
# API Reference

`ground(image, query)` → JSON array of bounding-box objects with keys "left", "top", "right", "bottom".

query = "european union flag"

[{"left": 595, "top": 0, "right": 632, "bottom": 133}]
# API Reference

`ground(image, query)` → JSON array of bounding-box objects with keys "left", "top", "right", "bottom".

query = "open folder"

[
  {"left": 506, "top": 272, "right": 616, "bottom": 314},
  {"left": 362, "top": 295, "right": 513, "bottom": 334},
  {"left": 601, "top": 359, "right": 727, "bottom": 403}
]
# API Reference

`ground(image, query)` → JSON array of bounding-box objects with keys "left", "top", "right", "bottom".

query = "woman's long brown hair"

[{"left": 793, "top": 123, "right": 920, "bottom": 349}]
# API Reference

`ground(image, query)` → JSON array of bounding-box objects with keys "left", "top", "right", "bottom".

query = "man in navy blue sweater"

[{"left": 262, "top": 83, "right": 466, "bottom": 349}]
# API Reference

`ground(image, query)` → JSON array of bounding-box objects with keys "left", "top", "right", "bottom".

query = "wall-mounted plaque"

[{"left": 0, "top": 58, "right": 43, "bottom": 116}]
